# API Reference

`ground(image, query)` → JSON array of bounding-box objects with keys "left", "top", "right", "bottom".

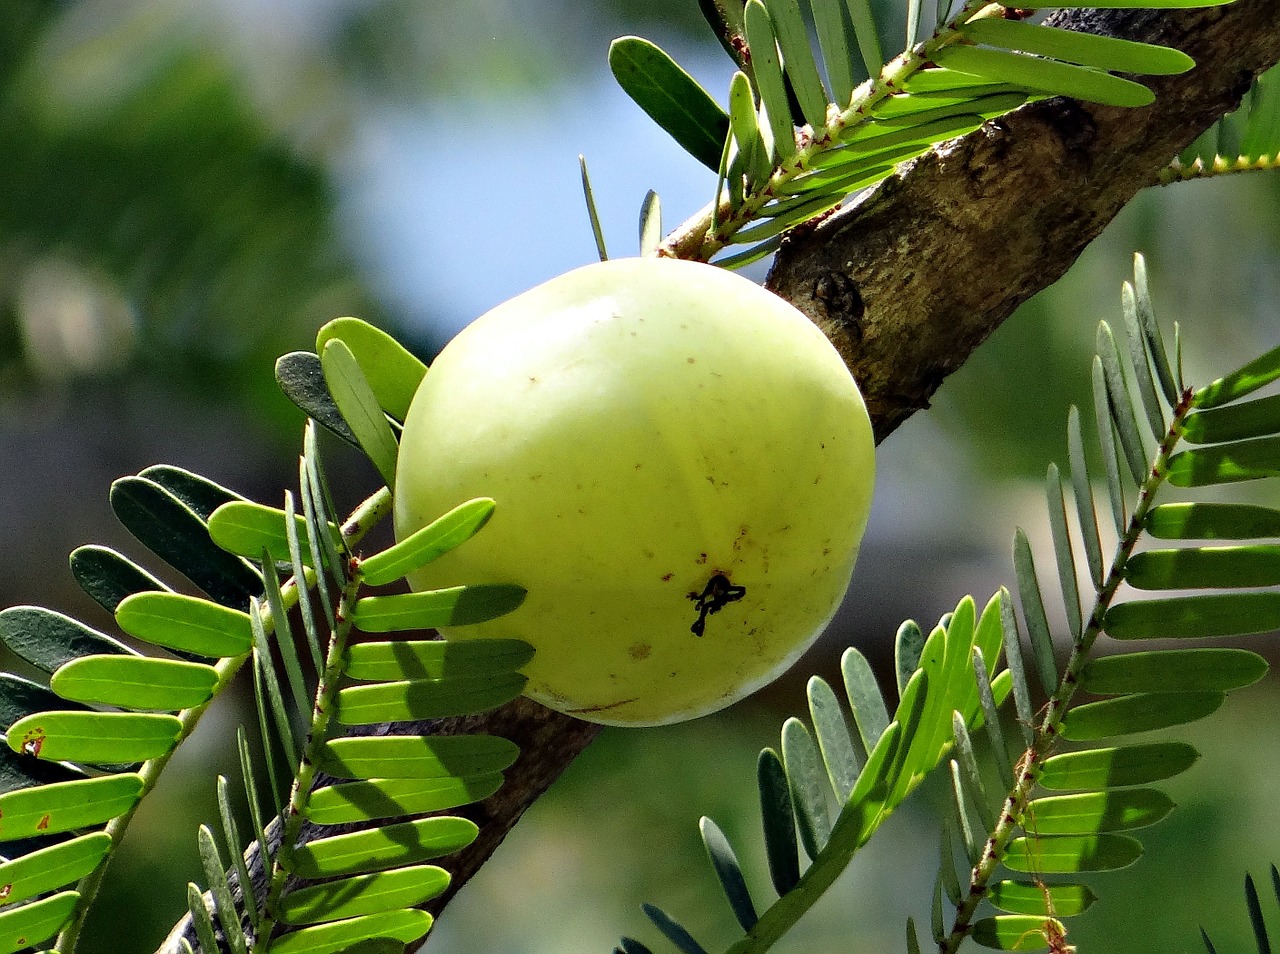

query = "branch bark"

[{"left": 162, "top": 2, "right": 1280, "bottom": 950}]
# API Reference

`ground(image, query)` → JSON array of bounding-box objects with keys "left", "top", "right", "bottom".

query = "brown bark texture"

[{"left": 163, "top": 2, "right": 1280, "bottom": 951}]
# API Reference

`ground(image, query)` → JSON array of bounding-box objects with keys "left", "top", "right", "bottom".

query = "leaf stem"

[
  {"left": 940, "top": 387, "right": 1195, "bottom": 954},
  {"left": 53, "top": 486, "right": 393, "bottom": 954}
]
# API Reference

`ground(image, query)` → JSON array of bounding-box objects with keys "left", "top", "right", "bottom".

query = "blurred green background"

[{"left": 1, "top": 0, "right": 1279, "bottom": 951}]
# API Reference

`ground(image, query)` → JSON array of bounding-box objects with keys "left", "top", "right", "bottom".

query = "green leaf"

[
  {"left": 0, "top": 736, "right": 82, "bottom": 794},
  {"left": 1025, "top": 788, "right": 1174, "bottom": 834},
  {"left": 0, "top": 774, "right": 142, "bottom": 840},
  {"left": 251, "top": 604, "right": 300, "bottom": 773},
  {"left": 949, "top": 760, "right": 982, "bottom": 866},
  {"left": 281, "top": 865, "right": 449, "bottom": 926},
  {"left": 110, "top": 476, "right": 262, "bottom": 611},
  {"left": 1121, "top": 282, "right": 1168, "bottom": 440},
  {"left": 1013, "top": 529, "right": 1057, "bottom": 695},
  {"left": 729, "top": 66, "right": 773, "bottom": 188},
  {"left": 757, "top": 747, "right": 799, "bottom": 896},
  {"left": 1184, "top": 394, "right": 1280, "bottom": 445},
  {"left": 275, "top": 351, "right": 362, "bottom": 448},
  {"left": 844, "top": 0, "right": 883, "bottom": 75},
  {"left": 808, "top": 0, "right": 855, "bottom": 107},
  {"left": 1145, "top": 502, "right": 1280, "bottom": 540},
  {"left": 998, "top": 0, "right": 1232, "bottom": 8},
  {"left": 307, "top": 773, "right": 504, "bottom": 825},
  {"left": 1082, "top": 648, "right": 1267, "bottom": 695},
  {"left": 579, "top": 155, "right": 608, "bottom": 262},
  {"left": 1167, "top": 435, "right": 1280, "bottom": 486},
  {"left": 643, "top": 904, "right": 710, "bottom": 954},
  {"left": 1093, "top": 356, "right": 1128, "bottom": 536},
  {"left": 0, "top": 891, "right": 79, "bottom": 954},
  {"left": 359, "top": 498, "right": 496, "bottom": 586},
  {"left": 8, "top": 711, "right": 181, "bottom": 764},
  {"left": 970, "top": 914, "right": 1066, "bottom": 951},
  {"left": 608, "top": 37, "right": 731, "bottom": 171},
  {"left": 116, "top": 592, "right": 253, "bottom": 657},
  {"left": 188, "top": 884, "right": 220, "bottom": 954},
  {"left": 952, "top": 714, "right": 993, "bottom": 832},
  {"left": 1097, "top": 321, "right": 1150, "bottom": 486},
  {"left": 316, "top": 316, "right": 427, "bottom": 422},
  {"left": 973, "top": 647, "right": 1014, "bottom": 788},
  {"left": 334, "top": 673, "right": 527, "bottom": 724},
  {"left": 0, "top": 606, "right": 136, "bottom": 674},
  {"left": 904, "top": 69, "right": 1008, "bottom": 93},
  {"left": 0, "top": 832, "right": 111, "bottom": 907},
  {"left": 895, "top": 620, "right": 925, "bottom": 699},
  {"left": 317, "top": 735, "right": 520, "bottom": 780},
  {"left": 262, "top": 557, "right": 309, "bottom": 726},
  {"left": 1194, "top": 343, "right": 1280, "bottom": 409},
  {"left": 1125, "top": 545, "right": 1280, "bottom": 589},
  {"left": 207, "top": 500, "right": 337, "bottom": 566},
  {"left": 289, "top": 816, "right": 479, "bottom": 878},
  {"left": 345, "top": 639, "right": 534, "bottom": 683},
  {"left": 216, "top": 775, "right": 257, "bottom": 933},
  {"left": 808, "top": 676, "right": 859, "bottom": 799},
  {"left": 960, "top": 19, "right": 1193, "bottom": 76},
  {"left": 69, "top": 545, "right": 170, "bottom": 614},
  {"left": 1067, "top": 406, "right": 1104, "bottom": 587},
  {"left": 699, "top": 817, "right": 757, "bottom": 931},
  {"left": 1038, "top": 742, "right": 1199, "bottom": 790},
  {"left": 1131, "top": 253, "right": 1178, "bottom": 407},
  {"left": 782, "top": 717, "right": 832, "bottom": 860},
  {"left": 270, "top": 910, "right": 433, "bottom": 954},
  {"left": 198, "top": 825, "right": 247, "bottom": 954},
  {"left": 51, "top": 655, "right": 219, "bottom": 711},
  {"left": 1060, "top": 691, "right": 1224, "bottom": 741},
  {"left": 1106, "top": 593, "right": 1280, "bottom": 639},
  {"left": 762, "top": 0, "right": 829, "bottom": 128},
  {"left": 989, "top": 880, "right": 1097, "bottom": 917},
  {"left": 639, "top": 190, "right": 662, "bottom": 257},
  {"left": 321, "top": 339, "right": 399, "bottom": 489},
  {"left": 285, "top": 490, "right": 324, "bottom": 673},
  {"left": 931, "top": 45, "right": 1155, "bottom": 108},
  {"left": 352, "top": 585, "right": 527, "bottom": 633},
  {"left": 1045, "top": 464, "right": 1082, "bottom": 639},
  {"left": 999, "top": 591, "right": 1035, "bottom": 747},
  {"left": 1003, "top": 833, "right": 1143, "bottom": 873}
]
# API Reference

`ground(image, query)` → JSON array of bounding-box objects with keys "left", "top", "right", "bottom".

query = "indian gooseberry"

[{"left": 393, "top": 257, "right": 875, "bottom": 726}]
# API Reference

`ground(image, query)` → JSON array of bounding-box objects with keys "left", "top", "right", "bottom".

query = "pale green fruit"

[{"left": 394, "top": 258, "right": 875, "bottom": 726}]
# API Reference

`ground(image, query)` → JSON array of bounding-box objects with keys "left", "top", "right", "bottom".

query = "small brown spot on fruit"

[
  {"left": 686, "top": 356, "right": 695, "bottom": 364},
  {"left": 661, "top": 573, "right": 674, "bottom": 582},
  {"left": 629, "top": 643, "right": 652, "bottom": 661}
]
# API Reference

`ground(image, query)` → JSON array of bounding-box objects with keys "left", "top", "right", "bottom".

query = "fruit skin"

[{"left": 394, "top": 257, "right": 875, "bottom": 726}]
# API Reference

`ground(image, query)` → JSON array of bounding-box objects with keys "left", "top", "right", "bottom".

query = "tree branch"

[{"left": 161, "top": 2, "right": 1280, "bottom": 950}]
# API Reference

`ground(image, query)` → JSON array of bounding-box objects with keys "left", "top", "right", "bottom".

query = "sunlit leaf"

[
  {"left": 334, "top": 673, "right": 526, "bottom": 724},
  {"left": 8, "top": 710, "right": 181, "bottom": 764},
  {"left": 1025, "top": 788, "right": 1174, "bottom": 834},
  {"left": 51, "top": 655, "right": 219, "bottom": 711},
  {"left": 317, "top": 735, "right": 520, "bottom": 781},
  {"left": 322, "top": 339, "right": 399, "bottom": 489},
  {"left": 207, "top": 500, "right": 337, "bottom": 566},
  {"left": 281, "top": 865, "right": 450, "bottom": 926},
  {"left": 960, "top": 19, "right": 1193, "bottom": 76},
  {"left": 989, "top": 880, "right": 1097, "bottom": 917},
  {"left": 316, "top": 316, "right": 428, "bottom": 422},
  {"left": 289, "top": 816, "right": 478, "bottom": 879},
  {"left": 270, "top": 910, "right": 433, "bottom": 954},
  {"left": 0, "top": 891, "right": 78, "bottom": 954},
  {"left": 1125, "top": 545, "right": 1280, "bottom": 589},
  {"left": 932, "top": 45, "right": 1154, "bottom": 107},
  {"left": 1145, "top": 502, "right": 1280, "bottom": 540},
  {"left": 970, "top": 914, "right": 1066, "bottom": 951},
  {"left": 358, "top": 498, "right": 496, "bottom": 586},
  {"left": 1106, "top": 593, "right": 1280, "bottom": 639},
  {"left": 0, "top": 774, "right": 142, "bottom": 841},
  {"left": 116, "top": 592, "right": 253, "bottom": 658},
  {"left": 1194, "top": 343, "right": 1280, "bottom": 409},
  {"left": 352, "top": 585, "right": 527, "bottom": 633},
  {"left": 1060, "top": 691, "right": 1224, "bottom": 741},
  {"left": 1003, "top": 833, "right": 1142, "bottom": 872},
  {"left": 345, "top": 639, "right": 534, "bottom": 683},
  {"left": 0, "top": 832, "right": 110, "bottom": 908},
  {"left": 1167, "top": 435, "right": 1280, "bottom": 486},
  {"left": 1183, "top": 394, "right": 1280, "bottom": 445},
  {"left": 307, "top": 774, "right": 504, "bottom": 825},
  {"left": 1038, "top": 742, "right": 1199, "bottom": 790}
]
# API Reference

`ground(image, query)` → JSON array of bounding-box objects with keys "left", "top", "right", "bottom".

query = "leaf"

[
  {"left": 747, "top": 2, "right": 799, "bottom": 164},
  {"left": 895, "top": 620, "right": 926, "bottom": 699},
  {"left": 0, "top": 774, "right": 143, "bottom": 841},
  {"left": 1194, "top": 343, "right": 1280, "bottom": 409},
  {"left": 1126, "top": 545, "right": 1280, "bottom": 589},
  {"left": 216, "top": 775, "right": 257, "bottom": 932},
  {"left": 139, "top": 465, "right": 246, "bottom": 522},
  {"left": 973, "top": 648, "right": 1014, "bottom": 788},
  {"left": 251, "top": 604, "right": 300, "bottom": 772},
  {"left": 700, "top": 817, "right": 757, "bottom": 931},
  {"left": 262, "top": 557, "right": 310, "bottom": 726},
  {"left": 352, "top": 585, "right": 527, "bottom": 633},
  {"left": 0, "top": 606, "right": 136, "bottom": 674},
  {"left": 931, "top": 45, "right": 1155, "bottom": 107},
  {"left": 844, "top": 0, "right": 883, "bottom": 75},
  {"left": 51, "top": 655, "right": 219, "bottom": 711},
  {"left": 608, "top": 37, "right": 731, "bottom": 171},
  {"left": 989, "top": 880, "right": 1097, "bottom": 917},
  {"left": 949, "top": 760, "right": 982, "bottom": 865},
  {"left": 317, "top": 735, "right": 520, "bottom": 780},
  {"left": 0, "top": 891, "right": 79, "bottom": 953},
  {"left": 207, "top": 500, "right": 337, "bottom": 566},
  {"left": 782, "top": 717, "right": 832, "bottom": 860},
  {"left": 359, "top": 498, "right": 496, "bottom": 586},
  {"left": 1000, "top": 0, "right": 1232, "bottom": 8},
  {"left": 952, "top": 714, "right": 993, "bottom": 833},
  {"left": 960, "top": 19, "right": 1193, "bottom": 76},
  {"left": 110, "top": 476, "right": 262, "bottom": 611},
  {"left": 1013, "top": 530, "right": 1057, "bottom": 695},
  {"left": 285, "top": 490, "right": 324, "bottom": 672},
  {"left": 1025, "top": 788, "right": 1174, "bottom": 834},
  {"left": 729, "top": 66, "right": 773, "bottom": 188},
  {"left": 579, "top": 155, "right": 609, "bottom": 262},
  {"left": 289, "top": 816, "right": 479, "bottom": 879},
  {"left": 270, "top": 910, "right": 434, "bottom": 954},
  {"left": 0, "top": 832, "right": 110, "bottom": 908},
  {"left": 281, "top": 865, "right": 450, "bottom": 925},
  {"left": 1184, "top": 394, "right": 1280, "bottom": 445},
  {"left": 757, "top": 747, "right": 799, "bottom": 896},
  {"left": 69, "top": 545, "right": 170, "bottom": 614},
  {"left": 1097, "top": 321, "right": 1150, "bottom": 485},
  {"left": 643, "top": 904, "right": 710, "bottom": 954},
  {"left": 970, "top": 914, "right": 1066, "bottom": 951},
  {"left": 1066, "top": 408, "right": 1104, "bottom": 587},
  {"left": 188, "top": 884, "right": 221, "bottom": 954},
  {"left": 334, "top": 673, "right": 527, "bottom": 724},
  {"left": 345, "top": 639, "right": 534, "bottom": 683},
  {"left": 1246, "top": 872, "right": 1271, "bottom": 954},
  {"left": 307, "top": 773, "right": 504, "bottom": 825},
  {"left": 1003, "top": 833, "right": 1143, "bottom": 873},
  {"left": 321, "top": 339, "right": 399, "bottom": 488},
  {"left": 1093, "top": 356, "right": 1128, "bottom": 536},
  {"left": 1038, "top": 742, "right": 1200, "bottom": 790},
  {"left": 1145, "top": 502, "right": 1280, "bottom": 540},
  {"left": 8, "top": 710, "right": 181, "bottom": 764},
  {"left": 316, "top": 316, "right": 428, "bottom": 422},
  {"left": 116, "top": 592, "right": 253, "bottom": 657},
  {"left": 275, "top": 351, "right": 362, "bottom": 448},
  {"left": 1082, "top": 648, "right": 1268, "bottom": 694},
  {"left": 639, "top": 190, "right": 662, "bottom": 257},
  {"left": 198, "top": 825, "right": 247, "bottom": 954},
  {"left": 999, "top": 591, "right": 1036, "bottom": 747},
  {"left": 1059, "top": 691, "right": 1224, "bottom": 741},
  {"left": 1045, "top": 464, "right": 1082, "bottom": 639},
  {"left": 1120, "top": 282, "right": 1168, "bottom": 441},
  {"left": 808, "top": 0, "right": 855, "bottom": 107},
  {"left": 1105, "top": 593, "right": 1280, "bottom": 639},
  {"left": 808, "top": 676, "right": 859, "bottom": 799},
  {"left": 1167, "top": 435, "right": 1280, "bottom": 486},
  {"left": 762, "top": 0, "right": 829, "bottom": 129}
]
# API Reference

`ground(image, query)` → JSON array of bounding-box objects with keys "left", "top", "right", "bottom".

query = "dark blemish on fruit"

[
  {"left": 629, "top": 643, "right": 652, "bottom": 661},
  {"left": 661, "top": 573, "right": 674, "bottom": 582},
  {"left": 686, "top": 357, "right": 695, "bottom": 364},
  {"left": 695, "top": 552, "right": 708, "bottom": 565},
  {"left": 688, "top": 573, "right": 748, "bottom": 637},
  {"left": 642, "top": 548, "right": 655, "bottom": 559}
]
